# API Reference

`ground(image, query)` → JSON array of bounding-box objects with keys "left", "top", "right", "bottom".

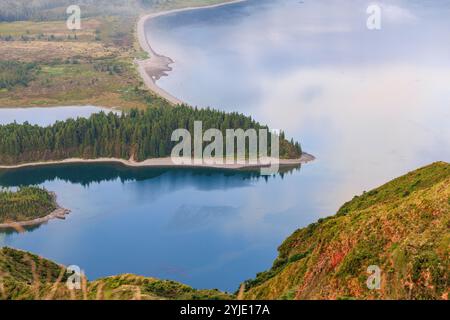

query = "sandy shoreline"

[
  {"left": 0, "top": 0, "right": 316, "bottom": 174},
  {"left": 136, "top": 0, "right": 247, "bottom": 105},
  {"left": 0, "top": 153, "right": 315, "bottom": 171},
  {"left": 0, "top": 193, "right": 70, "bottom": 230}
]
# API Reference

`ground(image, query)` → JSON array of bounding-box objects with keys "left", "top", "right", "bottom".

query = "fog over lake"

[
  {"left": 1, "top": 0, "right": 449, "bottom": 292},
  {"left": 148, "top": 0, "right": 450, "bottom": 190}
]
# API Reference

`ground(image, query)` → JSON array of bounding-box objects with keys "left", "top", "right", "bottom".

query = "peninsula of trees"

[
  {"left": 0, "top": 186, "right": 56, "bottom": 224},
  {"left": 0, "top": 106, "right": 302, "bottom": 166}
]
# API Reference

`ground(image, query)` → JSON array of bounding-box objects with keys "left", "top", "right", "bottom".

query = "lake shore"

[
  {"left": 0, "top": 153, "right": 315, "bottom": 171},
  {"left": 136, "top": 0, "right": 247, "bottom": 104},
  {"left": 0, "top": 193, "right": 70, "bottom": 230}
]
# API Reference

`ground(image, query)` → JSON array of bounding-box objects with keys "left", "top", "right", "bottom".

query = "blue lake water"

[
  {"left": 1, "top": 0, "right": 450, "bottom": 292},
  {"left": 0, "top": 163, "right": 314, "bottom": 292}
]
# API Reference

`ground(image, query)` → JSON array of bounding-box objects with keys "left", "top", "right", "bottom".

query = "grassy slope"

[
  {"left": 243, "top": 162, "right": 450, "bottom": 300},
  {"left": 0, "top": 247, "right": 233, "bottom": 300},
  {"left": 0, "top": 187, "right": 56, "bottom": 223},
  {"left": 0, "top": 0, "right": 239, "bottom": 109}
]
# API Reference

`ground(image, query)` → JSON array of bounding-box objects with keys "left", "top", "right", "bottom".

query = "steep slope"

[
  {"left": 0, "top": 247, "right": 232, "bottom": 300},
  {"left": 243, "top": 162, "right": 450, "bottom": 300}
]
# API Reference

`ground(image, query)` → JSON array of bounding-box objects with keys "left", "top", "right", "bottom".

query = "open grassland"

[
  {"left": 0, "top": 58, "right": 148, "bottom": 109},
  {"left": 0, "top": 0, "right": 240, "bottom": 109},
  {"left": 0, "top": 19, "right": 101, "bottom": 40},
  {"left": 0, "top": 41, "right": 119, "bottom": 62},
  {"left": 0, "top": 15, "right": 152, "bottom": 109}
]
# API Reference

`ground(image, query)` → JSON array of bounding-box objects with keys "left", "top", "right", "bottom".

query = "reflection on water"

[
  {"left": 0, "top": 223, "right": 43, "bottom": 235},
  {"left": 0, "top": 163, "right": 299, "bottom": 187},
  {"left": 0, "top": 163, "right": 309, "bottom": 292},
  {"left": 0, "top": 165, "right": 297, "bottom": 237}
]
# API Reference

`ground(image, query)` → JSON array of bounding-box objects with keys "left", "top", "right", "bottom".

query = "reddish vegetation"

[{"left": 244, "top": 162, "right": 450, "bottom": 300}]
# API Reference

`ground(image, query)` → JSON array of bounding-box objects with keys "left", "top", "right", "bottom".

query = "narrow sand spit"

[
  {"left": 0, "top": 153, "right": 316, "bottom": 171},
  {"left": 0, "top": 193, "right": 70, "bottom": 230},
  {"left": 0, "top": 0, "right": 314, "bottom": 173},
  {"left": 136, "top": 0, "right": 248, "bottom": 105}
]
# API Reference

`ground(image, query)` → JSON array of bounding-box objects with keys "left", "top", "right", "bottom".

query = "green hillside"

[
  {"left": 242, "top": 162, "right": 450, "bottom": 300},
  {"left": 0, "top": 247, "right": 232, "bottom": 300}
]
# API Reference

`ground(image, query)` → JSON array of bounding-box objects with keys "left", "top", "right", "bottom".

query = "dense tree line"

[
  {"left": 0, "top": 106, "right": 302, "bottom": 165},
  {"left": 0, "top": 61, "right": 39, "bottom": 89},
  {"left": 0, "top": 186, "right": 56, "bottom": 223}
]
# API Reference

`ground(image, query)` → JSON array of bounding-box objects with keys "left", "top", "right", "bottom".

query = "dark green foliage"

[
  {"left": 0, "top": 247, "right": 66, "bottom": 287},
  {"left": 0, "top": 186, "right": 56, "bottom": 223},
  {"left": 93, "top": 58, "right": 124, "bottom": 75},
  {"left": 0, "top": 247, "right": 233, "bottom": 300},
  {"left": 242, "top": 250, "right": 310, "bottom": 292},
  {"left": 0, "top": 35, "right": 14, "bottom": 41},
  {"left": 288, "top": 252, "right": 308, "bottom": 263},
  {"left": 0, "top": 106, "right": 302, "bottom": 165},
  {"left": 242, "top": 269, "right": 280, "bottom": 290},
  {"left": 0, "top": 61, "right": 39, "bottom": 89},
  {"left": 337, "top": 243, "right": 376, "bottom": 277},
  {"left": 143, "top": 280, "right": 193, "bottom": 299}
]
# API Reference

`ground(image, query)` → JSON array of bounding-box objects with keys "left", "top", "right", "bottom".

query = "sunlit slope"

[
  {"left": 0, "top": 247, "right": 232, "bottom": 300},
  {"left": 243, "top": 162, "right": 450, "bottom": 300}
]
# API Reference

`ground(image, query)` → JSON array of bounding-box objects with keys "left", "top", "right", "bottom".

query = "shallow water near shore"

[{"left": 1, "top": 0, "right": 450, "bottom": 292}]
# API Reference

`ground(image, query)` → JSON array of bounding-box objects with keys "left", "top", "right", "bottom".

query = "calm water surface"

[
  {"left": 1, "top": 0, "right": 450, "bottom": 292},
  {"left": 0, "top": 164, "right": 313, "bottom": 292}
]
